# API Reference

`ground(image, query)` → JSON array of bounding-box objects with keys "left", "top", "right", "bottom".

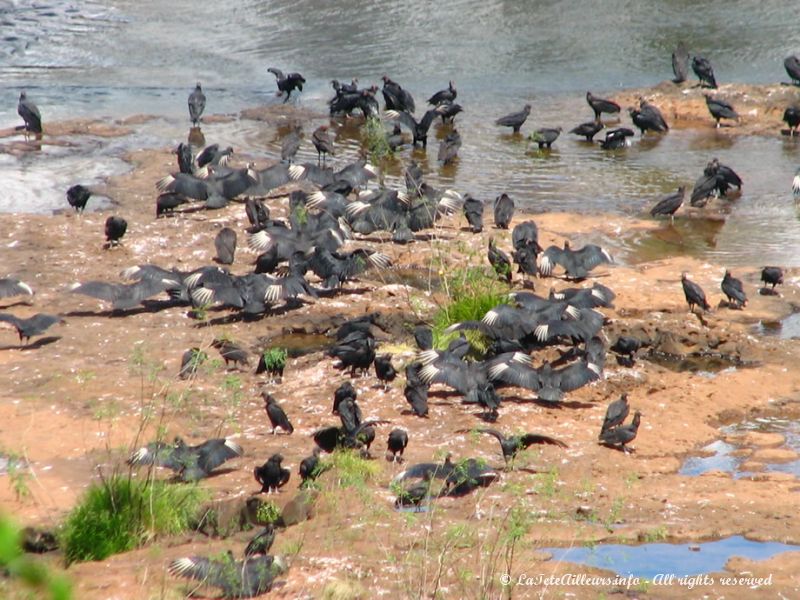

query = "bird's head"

[{"left": 681, "top": 271, "right": 689, "bottom": 281}]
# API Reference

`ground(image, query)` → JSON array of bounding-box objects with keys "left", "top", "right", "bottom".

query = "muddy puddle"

[
  {"left": 542, "top": 535, "right": 800, "bottom": 580},
  {"left": 756, "top": 312, "right": 800, "bottom": 340}
]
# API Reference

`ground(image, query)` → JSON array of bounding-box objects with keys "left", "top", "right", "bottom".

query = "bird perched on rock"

[
  {"left": 17, "top": 91, "right": 42, "bottom": 135},
  {"left": 681, "top": 272, "right": 711, "bottom": 314},
  {"left": 462, "top": 194, "right": 484, "bottom": 233},
  {"left": 312, "top": 125, "right": 334, "bottom": 165},
  {"left": 188, "top": 82, "right": 206, "bottom": 126},
  {"left": 66, "top": 185, "right": 92, "bottom": 213},
  {"left": 254, "top": 453, "right": 291, "bottom": 493},
  {"left": 127, "top": 436, "right": 243, "bottom": 481},
  {"left": 263, "top": 393, "right": 293, "bottom": 435},
  {"left": 672, "top": 42, "right": 689, "bottom": 83},
  {"left": 704, "top": 95, "right": 738, "bottom": 128},
  {"left": 529, "top": 126, "right": 561, "bottom": 149},
  {"left": 785, "top": 55, "right": 800, "bottom": 85},
  {"left": 692, "top": 56, "right": 717, "bottom": 88},
  {"left": 168, "top": 552, "right": 287, "bottom": 598},
  {"left": 461, "top": 427, "right": 567, "bottom": 468},
  {"left": 0, "top": 313, "right": 64, "bottom": 345},
  {"left": 211, "top": 338, "right": 250, "bottom": 368},
  {"left": 267, "top": 68, "right": 305, "bottom": 102},
  {"left": 245, "top": 524, "right": 276, "bottom": 557},
  {"left": 104, "top": 216, "right": 127, "bottom": 247},
  {"left": 760, "top": 267, "right": 784, "bottom": 294},
  {"left": 586, "top": 92, "right": 620, "bottom": 121},
  {"left": 495, "top": 104, "right": 531, "bottom": 133},
  {"left": 600, "top": 393, "right": 630, "bottom": 435},
  {"left": 493, "top": 193, "right": 515, "bottom": 229},
  {"left": 178, "top": 347, "right": 207, "bottom": 380},
  {"left": 487, "top": 238, "right": 512, "bottom": 283},
  {"left": 0, "top": 278, "right": 34, "bottom": 300},
  {"left": 721, "top": 270, "right": 747, "bottom": 309},
  {"left": 214, "top": 227, "right": 237, "bottom": 265},
  {"left": 599, "top": 411, "right": 641, "bottom": 453},
  {"left": 649, "top": 186, "right": 685, "bottom": 222},
  {"left": 386, "top": 428, "right": 409, "bottom": 462}
]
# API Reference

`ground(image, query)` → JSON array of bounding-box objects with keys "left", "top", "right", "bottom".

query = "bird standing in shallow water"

[
  {"left": 784, "top": 107, "right": 800, "bottom": 136},
  {"left": 17, "top": 91, "right": 42, "bottom": 135},
  {"left": 312, "top": 125, "right": 334, "bottom": 165},
  {"left": 188, "top": 83, "right": 206, "bottom": 126},
  {"left": 267, "top": 68, "right": 306, "bottom": 102},
  {"left": 586, "top": 92, "right": 620, "bottom": 121},
  {"left": 649, "top": 186, "right": 685, "bottom": 222},
  {"left": 495, "top": 104, "right": 531, "bottom": 133}
]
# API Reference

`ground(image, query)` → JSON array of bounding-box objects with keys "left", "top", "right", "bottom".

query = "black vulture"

[
  {"left": 263, "top": 393, "right": 293, "bottom": 435},
  {"left": 437, "top": 129, "right": 462, "bottom": 165},
  {"left": 0, "top": 313, "right": 63, "bottom": 344},
  {"left": 104, "top": 216, "right": 127, "bottom": 247},
  {"left": 267, "top": 67, "right": 305, "bottom": 102},
  {"left": 404, "top": 363, "right": 429, "bottom": 417},
  {"left": 600, "top": 127, "right": 635, "bottom": 149},
  {"left": 413, "top": 326, "right": 433, "bottom": 351},
  {"left": 178, "top": 347, "right": 207, "bottom": 380},
  {"left": 538, "top": 240, "right": 613, "bottom": 280},
  {"left": 214, "top": 227, "right": 237, "bottom": 265},
  {"left": 487, "top": 354, "right": 601, "bottom": 403},
  {"left": 548, "top": 282, "right": 616, "bottom": 309},
  {"left": 437, "top": 101, "right": 463, "bottom": 124},
  {"left": 692, "top": 56, "right": 717, "bottom": 88},
  {"left": 586, "top": 91, "right": 620, "bottom": 121},
  {"left": 299, "top": 447, "right": 323, "bottom": 484},
  {"left": 785, "top": 55, "right": 800, "bottom": 85},
  {"left": 374, "top": 354, "right": 397, "bottom": 387},
  {"left": 254, "top": 453, "right": 291, "bottom": 493},
  {"left": 721, "top": 269, "right": 747, "bottom": 309},
  {"left": 495, "top": 104, "right": 531, "bottom": 133},
  {"left": 672, "top": 42, "right": 689, "bottom": 83},
  {"left": 704, "top": 95, "right": 738, "bottom": 128},
  {"left": 381, "top": 75, "right": 415, "bottom": 113},
  {"left": 188, "top": 82, "right": 206, "bottom": 126},
  {"left": 327, "top": 331, "right": 376, "bottom": 376},
  {"left": 493, "top": 193, "right": 515, "bottom": 229},
  {"left": 386, "top": 428, "right": 409, "bottom": 462},
  {"left": 281, "top": 125, "right": 302, "bottom": 163},
  {"left": 244, "top": 524, "right": 276, "bottom": 557},
  {"left": 312, "top": 125, "right": 335, "bottom": 165},
  {"left": 533, "top": 306, "right": 605, "bottom": 344},
  {"left": 69, "top": 277, "right": 177, "bottom": 311},
  {"left": 629, "top": 100, "right": 668, "bottom": 135},
  {"left": 127, "top": 436, "right": 243, "bottom": 482},
  {"left": 569, "top": 121, "right": 604, "bottom": 141},
  {"left": 487, "top": 237, "right": 512, "bottom": 283},
  {"left": 168, "top": 552, "right": 286, "bottom": 598},
  {"left": 681, "top": 272, "right": 711, "bottom": 313},
  {"left": 334, "top": 313, "right": 379, "bottom": 342},
  {"left": 649, "top": 186, "right": 685, "bottom": 222},
  {"left": 66, "top": 185, "right": 92, "bottom": 213},
  {"left": 442, "top": 457, "right": 500, "bottom": 496},
  {"left": 462, "top": 427, "right": 567, "bottom": 467},
  {"left": 176, "top": 143, "right": 193, "bottom": 175},
  {"left": 156, "top": 192, "right": 189, "bottom": 217},
  {"left": 17, "top": 91, "right": 42, "bottom": 134},
  {"left": 418, "top": 352, "right": 501, "bottom": 416},
  {"left": 0, "top": 278, "right": 34, "bottom": 300},
  {"left": 245, "top": 198, "right": 270, "bottom": 231},
  {"left": 529, "top": 126, "right": 562, "bottom": 149},
  {"left": 428, "top": 81, "right": 456, "bottom": 106},
  {"left": 610, "top": 337, "right": 649, "bottom": 366},
  {"left": 211, "top": 339, "right": 250, "bottom": 368},
  {"left": 307, "top": 246, "right": 391, "bottom": 289},
  {"left": 783, "top": 106, "right": 800, "bottom": 136},
  {"left": 599, "top": 411, "right": 642, "bottom": 453},
  {"left": 600, "top": 393, "right": 630, "bottom": 435},
  {"left": 512, "top": 220, "right": 541, "bottom": 254},
  {"left": 462, "top": 194, "right": 485, "bottom": 233},
  {"left": 196, "top": 144, "right": 233, "bottom": 169},
  {"left": 760, "top": 267, "right": 784, "bottom": 292}
]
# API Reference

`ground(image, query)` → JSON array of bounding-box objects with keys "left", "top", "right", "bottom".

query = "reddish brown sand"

[{"left": 1, "top": 95, "right": 800, "bottom": 599}]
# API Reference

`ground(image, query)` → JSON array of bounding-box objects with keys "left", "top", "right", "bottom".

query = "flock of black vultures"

[{"left": 2, "top": 48, "right": 797, "bottom": 596}]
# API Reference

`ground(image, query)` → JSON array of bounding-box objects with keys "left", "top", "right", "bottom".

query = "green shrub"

[
  {"left": 0, "top": 514, "right": 71, "bottom": 599},
  {"left": 60, "top": 475, "right": 207, "bottom": 564},
  {"left": 362, "top": 116, "right": 392, "bottom": 162}
]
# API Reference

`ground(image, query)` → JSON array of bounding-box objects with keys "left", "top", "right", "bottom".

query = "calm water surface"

[{"left": 1, "top": 0, "right": 800, "bottom": 265}]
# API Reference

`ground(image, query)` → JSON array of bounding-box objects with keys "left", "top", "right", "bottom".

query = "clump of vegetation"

[
  {"left": 0, "top": 514, "right": 71, "bottom": 599},
  {"left": 257, "top": 347, "right": 287, "bottom": 380},
  {"left": 255, "top": 500, "right": 281, "bottom": 525},
  {"left": 60, "top": 475, "right": 207, "bottom": 564},
  {"left": 321, "top": 578, "right": 367, "bottom": 600},
  {"left": 362, "top": 116, "right": 392, "bottom": 163},
  {"left": 431, "top": 265, "right": 510, "bottom": 351},
  {"left": 326, "top": 450, "right": 380, "bottom": 489}
]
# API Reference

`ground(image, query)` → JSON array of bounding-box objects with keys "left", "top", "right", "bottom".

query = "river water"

[{"left": 1, "top": 0, "right": 800, "bottom": 265}]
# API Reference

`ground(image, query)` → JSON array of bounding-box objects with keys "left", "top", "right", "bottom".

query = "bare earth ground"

[{"left": 1, "top": 87, "right": 800, "bottom": 599}]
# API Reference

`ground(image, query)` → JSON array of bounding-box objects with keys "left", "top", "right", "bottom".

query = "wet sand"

[{"left": 1, "top": 95, "right": 800, "bottom": 599}]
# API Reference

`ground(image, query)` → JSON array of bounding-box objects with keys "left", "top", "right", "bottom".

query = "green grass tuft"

[
  {"left": 326, "top": 450, "right": 380, "bottom": 489},
  {"left": 60, "top": 475, "right": 207, "bottom": 565},
  {"left": 362, "top": 116, "right": 392, "bottom": 162}
]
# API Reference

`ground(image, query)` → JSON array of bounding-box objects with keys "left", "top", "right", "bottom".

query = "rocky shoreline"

[{"left": 1, "top": 88, "right": 800, "bottom": 598}]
